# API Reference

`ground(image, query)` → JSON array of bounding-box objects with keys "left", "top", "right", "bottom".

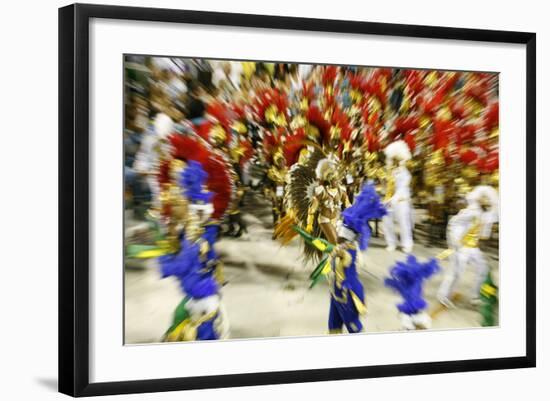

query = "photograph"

[{"left": 123, "top": 55, "right": 500, "bottom": 344}]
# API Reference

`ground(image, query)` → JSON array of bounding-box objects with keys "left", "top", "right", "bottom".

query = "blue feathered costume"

[
  {"left": 328, "top": 184, "right": 387, "bottom": 334},
  {"left": 159, "top": 161, "right": 225, "bottom": 341},
  {"left": 385, "top": 255, "right": 440, "bottom": 330}
]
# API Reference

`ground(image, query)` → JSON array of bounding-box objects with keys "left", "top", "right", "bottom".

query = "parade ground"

[{"left": 124, "top": 191, "right": 499, "bottom": 344}]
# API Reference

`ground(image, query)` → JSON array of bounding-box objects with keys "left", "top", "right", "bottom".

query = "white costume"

[
  {"left": 381, "top": 140, "right": 414, "bottom": 253},
  {"left": 438, "top": 185, "right": 499, "bottom": 306}
]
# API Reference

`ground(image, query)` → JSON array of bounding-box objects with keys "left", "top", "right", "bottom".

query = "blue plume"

[
  {"left": 159, "top": 238, "right": 218, "bottom": 299},
  {"left": 342, "top": 183, "right": 387, "bottom": 250},
  {"left": 180, "top": 160, "right": 213, "bottom": 203},
  {"left": 384, "top": 255, "right": 440, "bottom": 315}
]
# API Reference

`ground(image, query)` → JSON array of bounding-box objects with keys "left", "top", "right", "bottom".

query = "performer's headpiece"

[
  {"left": 254, "top": 89, "right": 288, "bottom": 127},
  {"left": 466, "top": 185, "right": 499, "bottom": 215},
  {"left": 167, "top": 134, "right": 234, "bottom": 220},
  {"left": 315, "top": 158, "right": 337, "bottom": 182},
  {"left": 205, "top": 102, "right": 232, "bottom": 147},
  {"left": 384, "top": 139, "right": 412, "bottom": 165}
]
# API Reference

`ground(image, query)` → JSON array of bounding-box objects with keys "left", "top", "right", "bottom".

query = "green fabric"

[
  {"left": 292, "top": 225, "right": 335, "bottom": 252},
  {"left": 291, "top": 225, "right": 335, "bottom": 289},
  {"left": 126, "top": 244, "right": 159, "bottom": 258},
  {"left": 165, "top": 297, "right": 191, "bottom": 335},
  {"left": 309, "top": 257, "right": 330, "bottom": 288},
  {"left": 479, "top": 274, "right": 498, "bottom": 327}
]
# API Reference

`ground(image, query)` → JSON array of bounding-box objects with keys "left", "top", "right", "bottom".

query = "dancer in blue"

[
  {"left": 385, "top": 255, "right": 440, "bottom": 330},
  {"left": 160, "top": 237, "right": 222, "bottom": 341},
  {"left": 159, "top": 161, "right": 229, "bottom": 341},
  {"left": 328, "top": 183, "right": 387, "bottom": 333},
  {"left": 294, "top": 183, "right": 386, "bottom": 334}
]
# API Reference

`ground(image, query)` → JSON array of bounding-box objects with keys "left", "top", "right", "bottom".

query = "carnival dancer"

[
  {"left": 437, "top": 185, "right": 499, "bottom": 308},
  {"left": 222, "top": 103, "right": 253, "bottom": 237},
  {"left": 266, "top": 149, "right": 289, "bottom": 226},
  {"left": 163, "top": 131, "right": 234, "bottom": 285},
  {"left": 273, "top": 103, "right": 351, "bottom": 257},
  {"left": 385, "top": 255, "right": 440, "bottom": 330},
  {"left": 159, "top": 161, "right": 230, "bottom": 341},
  {"left": 273, "top": 150, "right": 349, "bottom": 263},
  {"left": 328, "top": 184, "right": 386, "bottom": 333},
  {"left": 381, "top": 140, "right": 414, "bottom": 253},
  {"left": 294, "top": 184, "right": 386, "bottom": 333},
  {"left": 306, "top": 158, "right": 350, "bottom": 245}
]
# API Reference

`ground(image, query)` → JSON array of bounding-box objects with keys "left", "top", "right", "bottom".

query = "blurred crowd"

[{"left": 125, "top": 55, "right": 498, "bottom": 242}]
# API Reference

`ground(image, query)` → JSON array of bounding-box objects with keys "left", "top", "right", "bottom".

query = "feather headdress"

[
  {"left": 322, "top": 65, "right": 338, "bottom": 88},
  {"left": 315, "top": 158, "right": 337, "bottom": 181},
  {"left": 253, "top": 88, "right": 288, "bottom": 126},
  {"left": 466, "top": 185, "right": 499, "bottom": 216},
  {"left": 384, "top": 139, "right": 412, "bottom": 164},
  {"left": 280, "top": 147, "right": 327, "bottom": 262},
  {"left": 341, "top": 183, "right": 387, "bottom": 250},
  {"left": 306, "top": 105, "right": 331, "bottom": 142},
  {"left": 206, "top": 101, "right": 231, "bottom": 130},
  {"left": 283, "top": 127, "right": 308, "bottom": 167},
  {"left": 167, "top": 133, "right": 234, "bottom": 220}
]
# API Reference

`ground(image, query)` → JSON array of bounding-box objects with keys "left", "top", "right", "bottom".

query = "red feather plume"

[
  {"left": 477, "top": 150, "right": 499, "bottom": 173},
  {"left": 306, "top": 105, "right": 331, "bottom": 143},
  {"left": 168, "top": 134, "right": 233, "bottom": 219},
  {"left": 322, "top": 65, "right": 338, "bottom": 87},
  {"left": 239, "top": 139, "right": 254, "bottom": 168},
  {"left": 483, "top": 102, "right": 499, "bottom": 131},
  {"left": 206, "top": 101, "right": 231, "bottom": 130},
  {"left": 283, "top": 127, "right": 307, "bottom": 167},
  {"left": 262, "top": 130, "right": 281, "bottom": 164}
]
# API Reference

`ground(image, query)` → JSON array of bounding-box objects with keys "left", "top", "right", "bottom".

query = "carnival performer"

[
  {"left": 205, "top": 101, "right": 252, "bottom": 237},
  {"left": 306, "top": 158, "right": 350, "bottom": 245},
  {"left": 129, "top": 125, "right": 234, "bottom": 340},
  {"left": 327, "top": 184, "right": 386, "bottom": 333},
  {"left": 273, "top": 147, "right": 349, "bottom": 263},
  {"left": 437, "top": 185, "right": 499, "bottom": 308},
  {"left": 273, "top": 103, "right": 352, "bottom": 257},
  {"left": 266, "top": 149, "right": 289, "bottom": 225},
  {"left": 133, "top": 112, "right": 175, "bottom": 216},
  {"left": 162, "top": 129, "right": 234, "bottom": 283},
  {"left": 381, "top": 140, "right": 414, "bottom": 253},
  {"left": 385, "top": 255, "right": 440, "bottom": 330},
  {"left": 294, "top": 183, "right": 386, "bottom": 333},
  {"left": 159, "top": 161, "right": 230, "bottom": 341}
]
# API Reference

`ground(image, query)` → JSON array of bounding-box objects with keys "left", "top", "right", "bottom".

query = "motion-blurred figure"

[
  {"left": 437, "top": 185, "right": 499, "bottom": 308},
  {"left": 381, "top": 140, "right": 414, "bottom": 253},
  {"left": 385, "top": 255, "right": 440, "bottom": 330},
  {"left": 327, "top": 184, "right": 386, "bottom": 333},
  {"left": 160, "top": 161, "right": 231, "bottom": 341},
  {"left": 133, "top": 113, "right": 175, "bottom": 216}
]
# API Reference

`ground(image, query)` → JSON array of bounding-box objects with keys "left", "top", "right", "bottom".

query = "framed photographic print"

[{"left": 58, "top": 3, "right": 536, "bottom": 397}]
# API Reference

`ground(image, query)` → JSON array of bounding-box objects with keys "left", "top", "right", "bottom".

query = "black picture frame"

[{"left": 59, "top": 3, "right": 536, "bottom": 397}]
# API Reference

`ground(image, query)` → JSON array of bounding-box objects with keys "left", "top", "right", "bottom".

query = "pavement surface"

[{"left": 124, "top": 191, "right": 499, "bottom": 344}]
